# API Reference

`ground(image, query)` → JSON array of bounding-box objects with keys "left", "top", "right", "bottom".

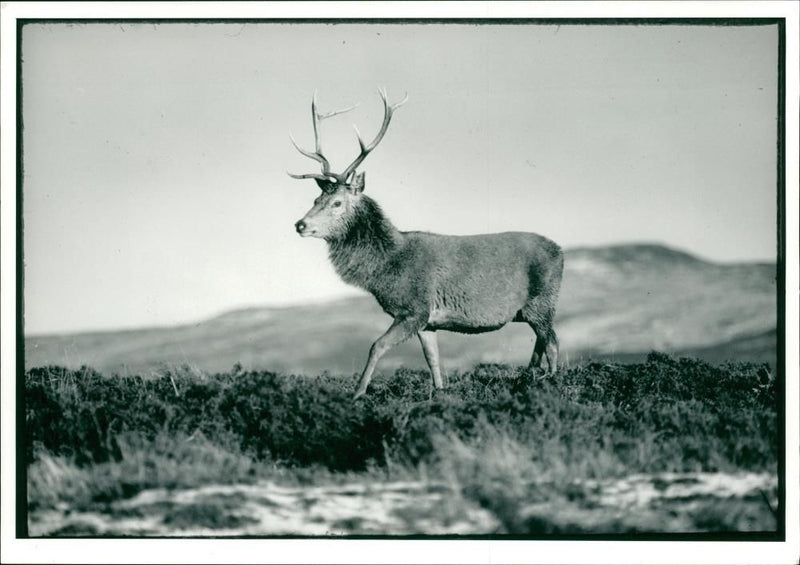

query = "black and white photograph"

[{"left": 1, "top": 2, "right": 798, "bottom": 564}]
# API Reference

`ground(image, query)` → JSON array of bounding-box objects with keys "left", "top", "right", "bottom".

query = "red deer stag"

[{"left": 289, "top": 89, "right": 563, "bottom": 399}]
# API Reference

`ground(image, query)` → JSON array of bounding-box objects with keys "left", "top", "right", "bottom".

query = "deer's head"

[{"left": 289, "top": 89, "right": 407, "bottom": 239}]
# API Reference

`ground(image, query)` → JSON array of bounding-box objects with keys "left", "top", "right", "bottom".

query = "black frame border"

[{"left": 14, "top": 15, "right": 788, "bottom": 543}]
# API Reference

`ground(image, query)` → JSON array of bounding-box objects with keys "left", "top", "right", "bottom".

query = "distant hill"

[{"left": 25, "top": 244, "right": 778, "bottom": 375}]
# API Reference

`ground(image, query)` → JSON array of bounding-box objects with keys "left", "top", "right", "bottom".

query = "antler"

[
  {"left": 288, "top": 91, "right": 358, "bottom": 182},
  {"left": 288, "top": 88, "right": 407, "bottom": 184},
  {"left": 340, "top": 88, "right": 408, "bottom": 182}
]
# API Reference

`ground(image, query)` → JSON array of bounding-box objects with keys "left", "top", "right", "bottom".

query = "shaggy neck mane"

[{"left": 326, "top": 195, "right": 401, "bottom": 289}]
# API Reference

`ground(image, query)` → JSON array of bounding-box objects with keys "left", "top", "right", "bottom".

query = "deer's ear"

[
  {"left": 351, "top": 172, "right": 366, "bottom": 194},
  {"left": 315, "top": 178, "right": 334, "bottom": 192}
]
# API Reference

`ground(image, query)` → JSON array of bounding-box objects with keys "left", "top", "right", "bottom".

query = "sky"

[{"left": 21, "top": 22, "right": 779, "bottom": 334}]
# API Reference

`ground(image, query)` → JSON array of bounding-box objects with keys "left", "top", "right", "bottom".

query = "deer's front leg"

[{"left": 354, "top": 316, "right": 425, "bottom": 399}]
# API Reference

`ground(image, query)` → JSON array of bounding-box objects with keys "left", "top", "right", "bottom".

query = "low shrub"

[{"left": 25, "top": 353, "right": 778, "bottom": 510}]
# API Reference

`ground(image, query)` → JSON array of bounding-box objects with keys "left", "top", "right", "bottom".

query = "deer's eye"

[{"left": 332, "top": 201, "right": 342, "bottom": 208}]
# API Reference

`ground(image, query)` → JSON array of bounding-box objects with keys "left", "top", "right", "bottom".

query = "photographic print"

[{"left": 2, "top": 2, "right": 798, "bottom": 564}]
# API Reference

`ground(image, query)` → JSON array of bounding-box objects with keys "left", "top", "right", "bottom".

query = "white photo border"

[{"left": 2, "top": 2, "right": 797, "bottom": 564}]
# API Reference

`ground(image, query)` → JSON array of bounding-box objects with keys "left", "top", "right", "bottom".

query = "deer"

[{"left": 289, "top": 89, "right": 564, "bottom": 399}]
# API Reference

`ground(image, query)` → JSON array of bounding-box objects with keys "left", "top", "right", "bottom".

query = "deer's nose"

[{"left": 295, "top": 220, "right": 307, "bottom": 234}]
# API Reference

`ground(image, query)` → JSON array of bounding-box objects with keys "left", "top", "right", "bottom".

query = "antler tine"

[
  {"left": 288, "top": 133, "right": 340, "bottom": 181},
  {"left": 316, "top": 101, "right": 360, "bottom": 121},
  {"left": 379, "top": 86, "right": 409, "bottom": 111},
  {"left": 289, "top": 133, "right": 326, "bottom": 166},
  {"left": 287, "top": 171, "right": 338, "bottom": 181},
  {"left": 341, "top": 89, "right": 408, "bottom": 181},
  {"left": 312, "top": 92, "right": 359, "bottom": 151}
]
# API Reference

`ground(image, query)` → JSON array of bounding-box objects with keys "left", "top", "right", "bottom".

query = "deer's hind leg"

[
  {"left": 519, "top": 300, "right": 559, "bottom": 374},
  {"left": 529, "top": 324, "right": 558, "bottom": 373}
]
